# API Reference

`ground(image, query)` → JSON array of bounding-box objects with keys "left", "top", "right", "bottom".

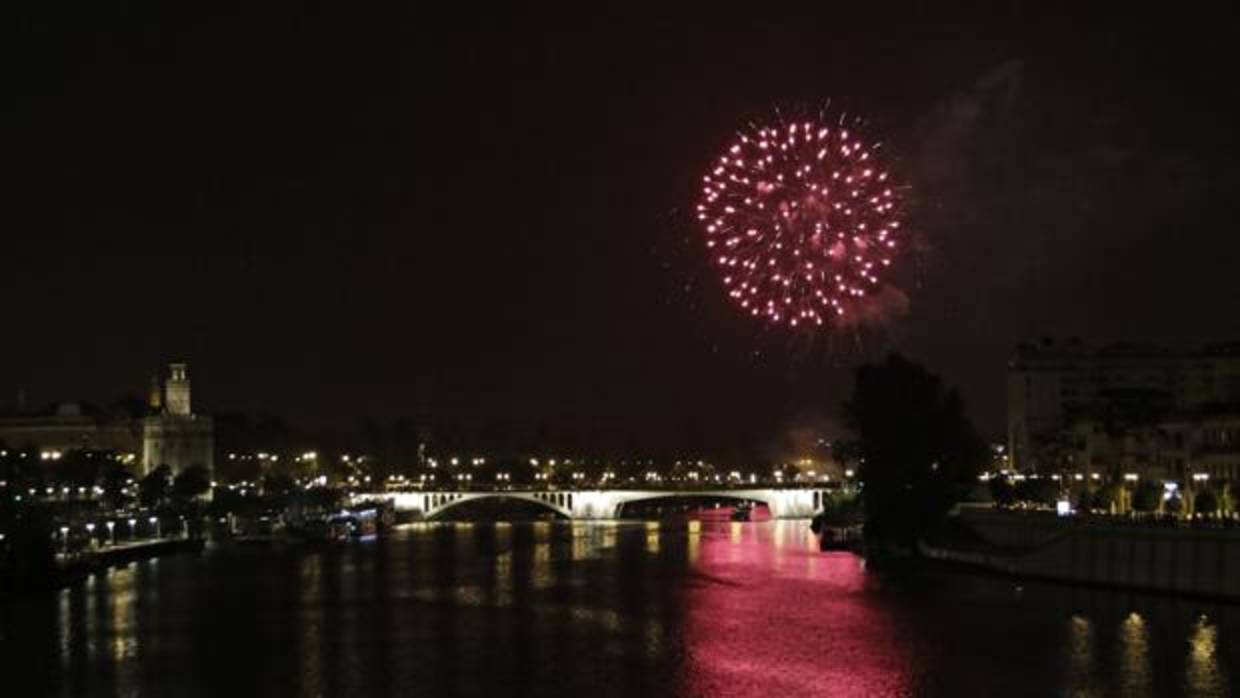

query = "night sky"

[{"left": 12, "top": 6, "right": 1240, "bottom": 458}]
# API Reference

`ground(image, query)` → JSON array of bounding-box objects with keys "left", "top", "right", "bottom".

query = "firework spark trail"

[{"left": 697, "top": 112, "right": 905, "bottom": 331}]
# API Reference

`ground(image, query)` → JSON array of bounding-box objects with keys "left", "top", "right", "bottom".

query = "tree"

[
  {"left": 1132, "top": 480, "right": 1163, "bottom": 514},
  {"left": 172, "top": 465, "right": 211, "bottom": 503},
  {"left": 843, "top": 353, "right": 989, "bottom": 547},
  {"left": 262, "top": 472, "right": 296, "bottom": 497},
  {"left": 1195, "top": 488, "right": 1220, "bottom": 516},
  {"left": 1074, "top": 488, "right": 1094, "bottom": 512},
  {"left": 50, "top": 450, "right": 100, "bottom": 488},
  {"left": 1164, "top": 493, "right": 1184, "bottom": 516},
  {"left": 830, "top": 438, "right": 862, "bottom": 473},
  {"left": 1092, "top": 483, "right": 1123, "bottom": 513},
  {"left": 989, "top": 478, "right": 1017, "bottom": 507},
  {"left": 1015, "top": 478, "right": 1060, "bottom": 506},
  {"left": 100, "top": 462, "right": 133, "bottom": 510},
  {"left": 0, "top": 447, "right": 45, "bottom": 493},
  {"left": 138, "top": 465, "right": 172, "bottom": 508}
]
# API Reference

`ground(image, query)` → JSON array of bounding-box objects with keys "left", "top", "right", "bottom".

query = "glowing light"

[{"left": 700, "top": 115, "right": 905, "bottom": 331}]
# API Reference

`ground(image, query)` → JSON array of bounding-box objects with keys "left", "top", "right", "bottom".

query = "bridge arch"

[
  {"left": 370, "top": 488, "right": 828, "bottom": 520},
  {"left": 424, "top": 492, "right": 571, "bottom": 520},
  {"left": 612, "top": 491, "right": 769, "bottom": 518}
]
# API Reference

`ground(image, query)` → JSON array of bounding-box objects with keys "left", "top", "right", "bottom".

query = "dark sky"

[{"left": 12, "top": 6, "right": 1240, "bottom": 458}]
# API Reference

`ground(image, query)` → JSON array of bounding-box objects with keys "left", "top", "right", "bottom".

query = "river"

[{"left": 2, "top": 513, "right": 1236, "bottom": 697}]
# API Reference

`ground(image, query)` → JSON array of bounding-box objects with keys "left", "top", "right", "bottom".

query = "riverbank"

[
  {"left": 89, "top": 538, "right": 206, "bottom": 567},
  {"left": 921, "top": 509, "right": 1240, "bottom": 602},
  {"left": 4, "top": 538, "right": 206, "bottom": 596}
]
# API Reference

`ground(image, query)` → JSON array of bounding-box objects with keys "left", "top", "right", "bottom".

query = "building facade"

[
  {"left": 0, "top": 402, "right": 141, "bottom": 455},
  {"left": 1008, "top": 339, "right": 1240, "bottom": 482},
  {"left": 0, "top": 362, "right": 214, "bottom": 477},
  {"left": 141, "top": 363, "right": 213, "bottom": 476}
]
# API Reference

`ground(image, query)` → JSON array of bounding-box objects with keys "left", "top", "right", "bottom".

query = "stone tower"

[
  {"left": 148, "top": 371, "right": 164, "bottom": 412},
  {"left": 165, "top": 363, "right": 191, "bottom": 416},
  {"left": 141, "top": 361, "right": 213, "bottom": 478}
]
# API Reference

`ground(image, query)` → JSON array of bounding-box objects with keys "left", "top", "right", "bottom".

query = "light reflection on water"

[
  {"left": 2, "top": 515, "right": 1236, "bottom": 697},
  {"left": 1188, "top": 616, "right": 1228, "bottom": 696},
  {"left": 1120, "top": 612, "right": 1154, "bottom": 698},
  {"left": 1066, "top": 615, "right": 1097, "bottom": 697},
  {"left": 298, "top": 552, "right": 323, "bottom": 696},
  {"left": 646, "top": 520, "right": 661, "bottom": 554}
]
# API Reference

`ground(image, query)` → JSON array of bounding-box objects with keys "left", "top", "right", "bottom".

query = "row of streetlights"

[
  {"left": 57, "top": 516, "right": 171, "bottom": 552},
  {"left": 982, "top": 470, "right": 1217, "bottom": 486}
]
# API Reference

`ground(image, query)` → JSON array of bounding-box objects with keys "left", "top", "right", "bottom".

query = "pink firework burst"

[{"left": 697, "top": 113, "right": 905, "bottom": 330}]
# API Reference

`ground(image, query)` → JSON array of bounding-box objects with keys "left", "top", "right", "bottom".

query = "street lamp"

[
  {"left": 150, "top": 516, "right": 160, "bottom": 539},
  {"left": 106, "top": 521, "right": 115, "bottom": 545}
]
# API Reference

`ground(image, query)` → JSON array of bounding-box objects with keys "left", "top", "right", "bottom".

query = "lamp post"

[
  {"left": 149, "top": 516, "right": 160, "bottom": 539},
  {"left": 106, "top": 520, "right": 115, "bottom": 546}
]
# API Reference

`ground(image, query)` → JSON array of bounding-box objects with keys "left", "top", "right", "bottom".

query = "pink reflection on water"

[{"left": 680, "top": 518, "right": 916, "bottom": 697}]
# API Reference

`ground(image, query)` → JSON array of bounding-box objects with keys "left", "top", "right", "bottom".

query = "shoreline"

[
  {"left": 3, "top": 538, "right": 206, "bottom": 597},
  {"left": 914, "top": 510, "right": 1240, "bottom": 603}
]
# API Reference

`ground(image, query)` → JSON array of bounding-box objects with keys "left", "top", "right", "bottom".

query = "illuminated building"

[
  {"left": 1008, "top": 339, "right": 1240, "bottom": 479},
  {"left": 0, "top": 401, "right": 140, "bottom": 454},
  {"left": 141, "top": 363, "right": 214, "bottom": 477},
  {"left": 0, "top": 362, "right": 213, "bottom": 478}
]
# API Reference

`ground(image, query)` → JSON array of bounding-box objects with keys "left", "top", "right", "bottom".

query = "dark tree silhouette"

[
  {"left": 843, "top": 354, "right": 988, "bottom": 548},
  {"left": 100, "top": 462, "right": 132, "bottom": 510},
  {"left": 1014, "top": 478, "right": 1060, "bottom": 506},
  {"left": 1132, "top": 480, "right": 1163, "bottom": 513},
  {"left": 262, "top": 472, "right": 296, "bottom": 497},
  {"left": 173, "top": 465, "right": 211, "bottom": 503},
  {"left": 138, "top": 465, "right": 172, "bottom": 508},
  {"left": 50, "top": 450, "right": 100, "bottom": 488},
  {"left": 1092, "top": 483, "right": 1124, "bottom": 512},
  {"left": 990, "top": 478, "right": 1016, "bottom": 507},
  {"left": 1195, "top": 488, "right": 1219, "bottom": 515}
]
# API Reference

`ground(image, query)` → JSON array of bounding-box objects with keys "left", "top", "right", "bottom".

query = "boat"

[
  {"left": 326, "top": 507, "right": 382, "bottom": 540},
  {"left": 817, "top": 523, "right": 863, "bottom": 551},
  {"left": 811, "top": 511, "right": 863, "bottom": 551}
]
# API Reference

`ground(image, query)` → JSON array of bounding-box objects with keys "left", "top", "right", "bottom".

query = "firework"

[{"left": 697, "top": 112, "right": 904, "bottom": 330}]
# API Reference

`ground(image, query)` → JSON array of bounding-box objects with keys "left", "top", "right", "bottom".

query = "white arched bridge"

[{"left": 354, "top": 488, "right": 833, "bottom": 520}]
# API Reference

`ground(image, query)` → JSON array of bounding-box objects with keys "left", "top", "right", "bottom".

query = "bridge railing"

[{"left": 371, "top": 483, "right": 849, "bottom": 494}]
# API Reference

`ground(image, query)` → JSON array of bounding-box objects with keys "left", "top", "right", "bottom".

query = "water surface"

[{"left": 2, "top": 515, "right": 1236, "bottom": 697}]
